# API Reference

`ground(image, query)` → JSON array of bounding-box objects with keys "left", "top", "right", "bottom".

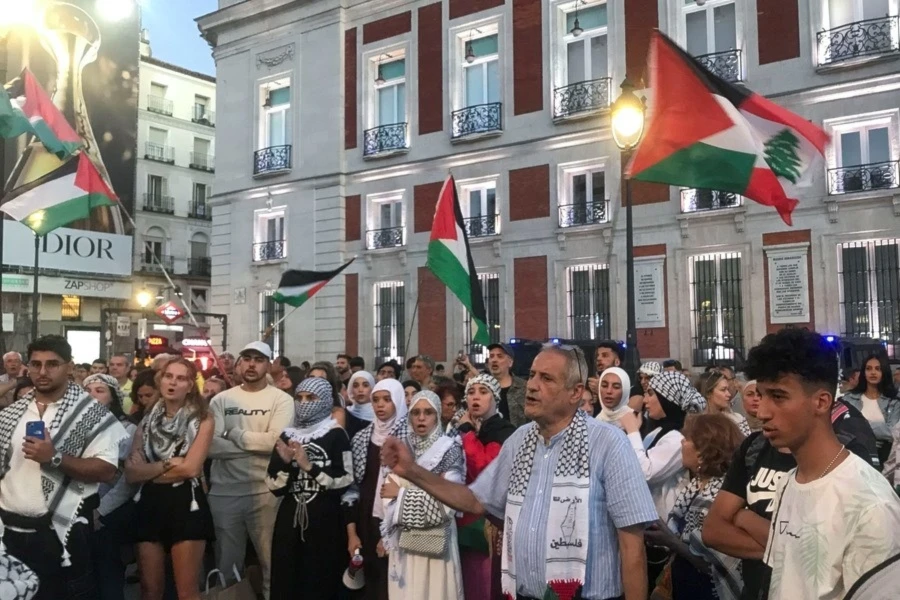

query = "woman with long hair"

[
  {"left": 842, "top": 354, "right": 900, "bottom": 450},
  {"left": 381, "top": 390, "right": 465, "bottom": 600},
  {"left": 596, "top": 367, "right": 633, "bottom": 429},
  {"left": 699, "top": 370, "right": 751, "bottom": 436},
  {"left": 128, "top": 369, "right": 160, "bottom": 426},
  {"left": 125, "top": 358, "right": 215, "bottom": 600}
]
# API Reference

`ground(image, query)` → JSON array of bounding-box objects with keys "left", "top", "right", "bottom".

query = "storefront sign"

[
  {"left": 1, "top": 273, "right": 132, "bottom": 299},
  {"left": 181, "top": 338, "right": 211, "bottom": 348},
  {"left": 156, "top": 301, "right": 185, "bottom": 324},
  {"left": 767, "top": 245, "right": 810, "bottom": 324},
  {"left": 3, "top": 221, "right": 132, "bottom": 277},
  {"left": 634, "top": 257, "right": 666, "bottom": 329}
]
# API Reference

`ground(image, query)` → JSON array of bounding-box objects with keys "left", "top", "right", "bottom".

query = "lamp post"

[
  {"left": 610, "top": 77, "right": 646, "bottom": 374},
  {"left": 135, "top": 287, "right": 153, "bottom": 361}
]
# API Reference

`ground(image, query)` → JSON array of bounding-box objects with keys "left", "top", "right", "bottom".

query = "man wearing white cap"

[{"left": 207, "top": 341, "right": 293, "bottom": 599}]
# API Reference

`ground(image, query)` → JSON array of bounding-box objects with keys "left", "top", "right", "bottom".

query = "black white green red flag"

[
  {"left": 427, "top": 176, "right": 490, "bottom": 346},
  {"left": 627, "top": 32, "right": 830, "bottom": 225},
  {"left": 272, "top": 258, "right": 356, "bottom": 307}
]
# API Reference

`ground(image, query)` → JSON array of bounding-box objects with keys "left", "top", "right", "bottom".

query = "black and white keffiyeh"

[
  {"left": 291, "top": 377, "right": 334, "bottom": 429},
  {"left": 465, "top": 374, "right": 501, "bottom": 401},
  {"left": 649, "top": 371, "right": 707, "bottom": 414},
  {"left": 350, "top": 379, "right": 408, "bottom": 484},
  {"left": 141, "top": 401, "right": 200, "bottom": 462}
]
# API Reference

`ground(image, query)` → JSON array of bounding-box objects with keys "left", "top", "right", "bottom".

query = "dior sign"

[{"left": 3, "top": 220, "right": 132, "bottom": 277}]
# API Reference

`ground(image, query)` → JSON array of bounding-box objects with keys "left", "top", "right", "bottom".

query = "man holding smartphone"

[{"left": 0, "top": 335, "right": 127, "bottom": 600}]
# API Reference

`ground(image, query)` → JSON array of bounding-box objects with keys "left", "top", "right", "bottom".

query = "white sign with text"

[
  {"left": 1, "top": 273, "right": 133, "bottom": 299},
  {"left": 634, "top": 257, "right": 666, "bottom": 329},
  {"left": 3, "top": 221, "right": 132, "bottom": 277},
  {"left": 767, "top": 245, "right": 810, "bottom": 324}
]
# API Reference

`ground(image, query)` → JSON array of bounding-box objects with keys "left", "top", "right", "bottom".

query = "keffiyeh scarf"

[
  {"left": 137, "top": 399, "right": 202, "bottom": 512},
  {"left": 82, "top": 373, "right": 124, "bottom": 408},
  {"left": 350, "top": 379, "right": 407, "bottom": 484},
  {"left": 502, "top": 409, "right": 591, "bottom": 600},
  {"left": 285, "top": 377, "right": 334, "bottom": 442},
  {"left": 0, "top": 383, "right": 126, "bottom": 566}
]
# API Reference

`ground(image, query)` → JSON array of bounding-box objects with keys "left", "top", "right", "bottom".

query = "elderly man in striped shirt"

[{"left": 382, "top": 343, "right": 658, "bottom": 600}]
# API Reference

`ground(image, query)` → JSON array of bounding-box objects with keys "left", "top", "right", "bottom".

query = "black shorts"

[{"left": 135, "top": 481, "right": 215, "bottom": 551}]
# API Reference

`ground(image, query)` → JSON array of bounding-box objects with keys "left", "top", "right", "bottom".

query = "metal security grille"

[
  {"left": 839, "top": 239, "right": 900, "bottom": 357},
  {"left": 689, "top": 253, "right": 744, "bottom": 366},
  {"left": 464, "top": 273, "right": 501, "bottom": 364},
  {"left": 374, "top": 282, "right": 405, "bottom": 366},
  {"left": 259, "top": 291, "right": 285, "bottom": 358},
  {"left": 566, "top": 265, "right": 611, "bottom": 340}
]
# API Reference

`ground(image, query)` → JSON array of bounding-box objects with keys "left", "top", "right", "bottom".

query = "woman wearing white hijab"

[
  {"left": 381, "top": 390, "right": 465, "bottom": 600},
  {"left": 344, "top": 379, "right": 408, "bottom": 600},
  {"left": 348, "top": 370, "right": 376, "bottom": 421},
  {"left": 596, "top": 367, "right": 633, "bottom": 428}
]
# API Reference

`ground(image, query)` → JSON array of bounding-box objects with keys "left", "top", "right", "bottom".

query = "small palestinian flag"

[
  {"left": 0, "top": 68, "right": 82, "bottom": 159},
  {"left": 628, "top": 32, "right": 830, "bottom": 225},
  {"left": 272, "top": 258, "right": 356, "bottom": 307},
  {"left": 0, "top": 153, "right": 118, "bottom": 235},
  {"left": 427, "top": 176, "right": 490, "bottom": 345}
]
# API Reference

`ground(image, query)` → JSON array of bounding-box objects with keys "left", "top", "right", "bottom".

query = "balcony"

[
  {"left": 558, "top": 200, "right": 609, "bottom": 228},
  {"left": 827, "top": 161, "right": 900, "bottom": 195},
  {"left": 145, "top": 142, "right": 174, "bottom": 164},
  {"left": 189, "top": 201, "right": 211, "bottom": 220},
  {"left": 147, "top": 95, "right": 173, "bottom": 116},
  {"left": 451, "top": 102, "right": 502, "bottom": 140},
  {"left": 817, "top": 16, "right": 900, "bottom": 67},
  {"left": 253, "top": 240, "right": 286, "bottom": 262},
  {"left": 139, "top": 254, "right": 174, "bottom": 274},
  {"left": 463, "top": 214, "right": 499, "bottom": 238},
  {"left": 680, "top": 189, "right": 742, "bottom": 213},
  {"left": 363, "top": 123, "right": 409, "bottom": 158},
  {"left": 366, "top": 226, "right": 405, "bottom": 250},
  {"left": 695, "top": 49, "right": 743, "bottom": 82},
  {"left": 189, "top": 152, "right": 215, "bottom": 172},
  {"left": 553, "top": 78, "right": 612, "bottom": 120},
  {"left": 142, "top": 193, "right": 174, "bottom": 214},
  {"left": 253, "top": 145, "right": 292, "bottom": 176},
  {"left": 192, "top": 105, "right": 215, "bottom": 126},
  {"left": 188, "top": 257, "right": 211, "bottom": 277}
]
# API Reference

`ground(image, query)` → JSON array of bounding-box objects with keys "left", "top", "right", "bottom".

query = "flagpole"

[
  {"left": 30, "top": 234, "right": 39, "bottom": 340},
  {"left": 402, "top": 296, "right": 420, "bottom": 364},
  {"left": 261, "top": 304, "right": 301, "bottom": 341}
]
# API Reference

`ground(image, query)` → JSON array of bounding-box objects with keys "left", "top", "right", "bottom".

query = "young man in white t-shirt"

[{"left": 746, "top": 328, "right": 900, "bottom": 600}]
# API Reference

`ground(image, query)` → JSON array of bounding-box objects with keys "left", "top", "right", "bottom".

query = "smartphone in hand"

[{"left": 25, "top": 421, "right": 45, "bottom": 439}]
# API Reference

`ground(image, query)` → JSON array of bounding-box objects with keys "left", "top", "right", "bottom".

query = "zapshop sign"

[{"left": 3, "top": 221, "right": 132, "bottom": 277}]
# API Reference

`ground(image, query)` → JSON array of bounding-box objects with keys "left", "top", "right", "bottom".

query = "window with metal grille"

[
  {"left": 839, "top": 239, "right": 900, "bottom": 357},
  {"left": 566, "top": 264, "right": 611, "bottom": 340},
  {"left": 464, "top": 273, "right": 501, "bottom": 364},
  {"left": 374, "top": 282, "right": 405, "bottom": 366},
  {"left": 61, "top": 295, "right": 81, "bottom": 321},
  {"left": 259, "top": 291, "right": 285, "bottom": 358},
  {"left": 689, "top": 252, "right": 744, "bottom": 366}
]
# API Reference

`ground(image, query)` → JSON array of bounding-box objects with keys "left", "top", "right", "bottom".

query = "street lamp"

[
  {"left": 136, "top": 288, "right": 153, "bottom": 309},
  {"left": 610, "top": 77, "right": 646, "bottom": 373}
]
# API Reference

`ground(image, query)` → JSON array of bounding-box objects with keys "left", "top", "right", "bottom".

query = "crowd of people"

[{"left": 0, "top": 329, "right": 899, "bottom": 600}]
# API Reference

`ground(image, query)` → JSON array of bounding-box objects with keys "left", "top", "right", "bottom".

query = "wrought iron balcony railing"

[
  {"left": 147, "top": 95, "right": 173, "bottom": 116},
  {"left": 463, "top": 214, "right": 500, "bottom": 238},
  {"left": 142, "top": 193, "right": 174, "bottom": 214},
  {"left": 553, "top": 78, "right": 612, "bottom": 119},
  {"left": 558, "top": 201, "right": 609, "bottom": 227},
  {"left": 192, "top": 105, "right": 215, "bottom": 126},
  {"left": 188, "top": 257, "right": 211, "bottom": 277},
  {"left": 189, "top": 152, "right": 215, "bottom": 172},
  {"left": 366, "top": 227, "right": 405, "bottom": 250},
  {"left": 695, "top": 49, "right": 743, "bottom": 82},
  {"left": 189, "top": 201, "right": 211, "bottom": 220},
  {"left": 139, "top": 254, "right": 174, "bottom": 273},
  {"left": 827, "top": 161, "right": 900, "bottom": 195},
  {"left": 253, "top": 145, "right": 292, "bottom": 176},
  {"left": 817, "top": 16, "right": 900, "bottom": 66},
  {"left": 363, "top": 123, "right": 409, "bottom": 157},
  {"left": 681, "top": 189, "right": 742, "bottom": 213},
  {"left": 253, "top": 240, "right": 287, "bottom": 262},
  {"left": 145, "top": 142, "right": 175, "bottom": 164},
  {"left": 451, "top": 102, "right": 502, "bottom": 140}
]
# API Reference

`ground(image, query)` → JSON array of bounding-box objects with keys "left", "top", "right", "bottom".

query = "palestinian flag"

[
  {"left": 272, "top": 258, "right": 356, "bottom": 307},
  {"left": 628, "top": 32, "right": 830, "bottom": 225},
  {"left": 0, "top": 153, "right": 118, "bottom": 235},
  {"left": 0, "top": 68, "right": 81, "bottom": 159},
  {"left": 427, "top": 176, "right": 490, "bottom": 345}
]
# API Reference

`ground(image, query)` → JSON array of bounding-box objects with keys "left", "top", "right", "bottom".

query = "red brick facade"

[
  {"left": 344, "top": 28, "right": 357, "bottom": 150},
  {"left": 414, "top": 181, "right": 444, "bottom": 233},
  {"left": 512, "top": 0, "right": 543, "bottom": 115},
  {"left": 362, "top": 12, "right": 412, "bottom": 45},
  {"left": 757, "top": 0, "right": 800, "bottom": 65},
  {"left": 345, "top": 273, "right": 359, "bottom": 356},
  {"left": 418, "top": 267, "right": 447, "bottom": 361},
  {"left": 629, "top": 181, "right": 670, "bottom": 206},
  {"left": 509, "top": 165, "right": 550, "bottom": 221},
  {"left": 344, "top": 195, "right": 361, "bottom": 242},
  {"left": 418, "top": 3, "right": 444, "bottom": 135},
  {"left": 634, "top": 244, "right": 670, "bottom": 359},
  {"left": 514, "top": 256, "right": 548, "bottom": 340},
  {"left": 623, "top": 0, "right": 658, "bottom": 85},
  {"left": 449, "top": 0, "right": 505, "bottom": 20},
  {"left": 763, "top": 229, "right": 814, "bottom": 334}
]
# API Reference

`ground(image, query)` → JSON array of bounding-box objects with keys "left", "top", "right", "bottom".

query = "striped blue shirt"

[{"left": 470, "top": 415, "right": 658, "bottom": 599}]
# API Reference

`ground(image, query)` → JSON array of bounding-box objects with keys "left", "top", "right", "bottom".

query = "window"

[
  {"left": 147, "top": 127, "right": 169, "bottom": 162},
  {"left": 460, "top": 181, "right": 499, "bottom": 237},
  {"left": 452, "top": 24, "right": 502, "bottom": 138},
  {"left": 566, "top": 264, "right": 611, "bottom": 340},
  {"left": 260, "top": 291, "right": 285, "bottom": 358},
  {"left": 464, "top": 273, "right": 501, "bottom": 363},
  {"left": 190, "top": 288, "right": 209, "bottom": 324},
  {"left": 147, "top": 175, "right": 165, "bottom": 200},
  {"left": 191, "top": 138, "right": 212, "bottom": 170},
  {"left": 564, "top": 3, "right": 608, "bottom": 84},
  {"left": 559, "top": 165, "right": 608, "bottom": 226},
  {"left": 261, "top": 80, "right": 291, "bottom": 148},
  {"left": 376, "top": 57, "right": 406, "bottom": 126},
  {"left": 253, "top": 208, "right": 287, "bottom": 261},
  {"left": 829, "top": 0, "right": 890, "bottom": 28},
  {"left": 142, "top": 226, "right": 168, "bottom": 271},
  {"left": 827, "top": 114, "right": 899, "bottom": 194},
  {"left": 190, "top": 233, "right": 210, "bottom": 276},
  {"left": 148, "top": 83, "right": 171, "bottom": 115},
  {"left": 366, "top": 193, "right": 405, "bottom": 249},
  {"left": 464, "top": 34, "right": 500, "bottom": 108},
  {"left": 818, "top": 0, "right": 898, "bottom": 65},
  {"left": 839, "top": 239, "right": 900, "bottom": 357},
  {"left": 61, "top": 295, "right": 81, "bottom": 321},
  {"left": 365, "top": 53, "right": 410, "bottom": 156},
  {"left": 683, "top": 0, "right": 736, "bottom": 56},
  {"left": 144, "top": 175, "right": 171, "bottom": 213},
  {"left": 374, "top": 282, "right": 405, "bottom": 366},
  {"left": 689, "top": 252, "right": 744, "bottom": 366},
  {"left": 193, "top": 94, "right": 212, "bottom": 123},
  {"left": 150, "top": 83, "right": 166, "bottom": 98},
  {"left": 192, "top": 183, "right": 209, "bottom": 218}
]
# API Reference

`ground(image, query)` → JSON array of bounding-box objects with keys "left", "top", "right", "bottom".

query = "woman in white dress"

[{"left": 381, "top": 390, "right": 465, "bottom": 600}]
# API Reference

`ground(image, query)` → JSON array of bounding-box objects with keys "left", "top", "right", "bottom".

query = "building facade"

[{"left": 198, "top": 0, "right": 900, "bottom": 368}]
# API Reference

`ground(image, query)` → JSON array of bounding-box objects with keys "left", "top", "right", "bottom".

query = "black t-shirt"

[
  {"left": 498, "top": 387, "right": 510, "bottom": 422},
  {"left": 629, "top": 382, "right": 644, "bottom": 400}
]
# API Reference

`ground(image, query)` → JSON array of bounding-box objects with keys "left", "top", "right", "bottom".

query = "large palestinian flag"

[
  {"left": 0, "top": 68, "right": 82, "bottom": 159},
  {"left": 0, "top": 153, "right": 118, "bottom": 235},
  {"left": 628, "top": 32, "right": 830, "bottom": 225},
  {"left": 272, "top": 258, "right": 356, "bottom": 307},
  {"left": 427, "top": 176, "right": 490, "bottom": 345}
]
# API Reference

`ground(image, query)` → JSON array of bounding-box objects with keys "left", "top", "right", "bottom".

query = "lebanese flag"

[
  {"left": 272, "top": 258, "right": 356, "bottom": 307},
  {"left": 628, "top": 32, "right": 830, "bottom": 225},
  {"left": 0, "top": 68, "right": 82, "bottom": 159},
  {"left": 0, "top": 153, "right": 118, "bottom": 235},
  {"left": 427, "top": 176, "right": 490, "bottom": 345}
]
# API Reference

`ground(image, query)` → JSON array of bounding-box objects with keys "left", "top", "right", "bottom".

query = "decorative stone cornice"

[{"left": 257, "top": 44, "right": 295, "bottom": 69}]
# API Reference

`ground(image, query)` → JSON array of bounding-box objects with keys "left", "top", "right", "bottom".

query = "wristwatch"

[{"left": 50, "top": 451, "right": 63, "bottom": 468}]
